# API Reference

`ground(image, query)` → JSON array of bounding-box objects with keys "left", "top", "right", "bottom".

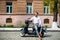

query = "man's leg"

[
  {"left": 34, "top": 24, "right": 40, "bottom": 37},
  {"left": 39, "top": 27, "right": 43, "bottom": 40},
  {"left": 34, "top": 24, "right": 42, "bottom": 40},
  {"left": 40, "top": 27, "right": 43, "bottom": 37}
]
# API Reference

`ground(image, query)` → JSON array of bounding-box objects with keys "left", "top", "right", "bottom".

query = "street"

[{"left": 0, "top": 31, "right": 60, "bottom": 40}]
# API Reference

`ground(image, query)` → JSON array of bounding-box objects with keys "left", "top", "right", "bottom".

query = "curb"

[{"left": 0, "top": 28, "right": 60, "bottom": 32}]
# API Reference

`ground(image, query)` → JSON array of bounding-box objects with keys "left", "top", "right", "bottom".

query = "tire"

[
  {"left": 20, "top": 29, "right": 25, "bottom": 36},
  {"left": 20, "top": 32, "right": 25, "bottom": 36}
]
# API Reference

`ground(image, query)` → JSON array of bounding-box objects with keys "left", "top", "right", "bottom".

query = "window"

[
  {"left": 26, "top": 3, "right": 32, "bottom": 14},
  {"left": 44, "top": 6, "right": 50, "bottom": 14},
  {"left": 44, "top": 19, "right": 49, "bottom": 24},
  {"left": 6, "top": 2, "right": 12, "bottom": 13},
  {"left": 6, "top": 18, "right": 12, "bottom": 23}
]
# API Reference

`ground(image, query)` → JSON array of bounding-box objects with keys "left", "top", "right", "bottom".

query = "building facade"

[
  {"left": 59, "top": 15, "right": 60, "bottom": 26},
  {"left": 0, "top": 0, "right": 60, "bottom": 27}
]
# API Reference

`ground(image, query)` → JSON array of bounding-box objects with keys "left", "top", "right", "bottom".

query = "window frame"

[
  {"left": 6, "top": 18, "right": 12, "bottom": 23},
  {"left": 26, "top": 3, "right": 33, "bottom": 14},
  {"left": 6, "top": 2, "right": 12, "bottom": 14},
  {"left": 44, "top": 19, "right": 49, "bottom": 24},
  {"left": 44, "top": 6, "right": 50, "bottom": 14}
]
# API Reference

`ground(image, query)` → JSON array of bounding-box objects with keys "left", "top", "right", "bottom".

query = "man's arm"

[{"left": 28, "top": 17, "right": 33, "bottom": 21}]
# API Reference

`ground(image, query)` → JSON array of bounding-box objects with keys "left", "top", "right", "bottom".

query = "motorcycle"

[{"left": 20, "top": 19, "right": 46, "bottom": 37}]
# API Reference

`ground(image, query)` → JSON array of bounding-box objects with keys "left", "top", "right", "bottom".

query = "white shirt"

[{"left": 30, "top": 16, "right": 42, "bottom": 25}]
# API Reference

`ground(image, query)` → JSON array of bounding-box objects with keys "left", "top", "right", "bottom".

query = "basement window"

[
  {"left": 44, "top": 19, "right": 49, "bottom": 24},
  {"left": 6, "top": 18, "right": 12, "bottom": 23}
]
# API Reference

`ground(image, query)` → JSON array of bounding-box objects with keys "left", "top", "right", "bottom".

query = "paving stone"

[{"left": 0, "top": 31, "right": 60, "bottom": 40}]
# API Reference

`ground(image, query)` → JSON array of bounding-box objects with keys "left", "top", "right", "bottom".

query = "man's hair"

[{"left": 36, "top": 12, "right": 39, "bottom": 15}]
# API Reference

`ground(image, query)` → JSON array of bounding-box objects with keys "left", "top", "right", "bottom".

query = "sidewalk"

[{"left": 0, "top": 31, "right": 60, "bottom": 40}]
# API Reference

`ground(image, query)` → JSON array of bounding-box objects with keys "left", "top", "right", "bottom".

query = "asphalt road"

[{"left": 0, "top": 31, "right": 60, "bottom": 40}]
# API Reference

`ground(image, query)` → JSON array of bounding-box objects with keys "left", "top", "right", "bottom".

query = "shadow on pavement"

[
  {"left": 21, "top": 34, "right": 52, "bottom": 38},
  {"left": 42, "top": 34, "right": 52, "bottom": 38},
  {"left": 21, "top": 35, "right": 39, "bottom": 37}
]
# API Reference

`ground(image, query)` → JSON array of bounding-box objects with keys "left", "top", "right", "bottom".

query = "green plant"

[
  {"left": 0, "top": 24, "right": 14, "bottom": 28},
  {"left": 0, "top": 25, "right": 2, "bottom": 27},
  {"left": 1, "top": 24, "right": 6, "bottom": 28},
  {"left": 18, "top": 24, "right": 24, "bottom": 28},
  {"left": 18, "top": 23, "right": 25, "bottom": 28},
  {"left": 3, "top": 24, "right": 6, "bottom": 27},
  {"left": 20, "top": 25, "right": 25, "bottom": 28},
  {"left": 18, "top": 21, "right": 25, "bottom": 28},
  {"left": 6, "top": 24, "right": 14, "bottom": 28},
  {"left": 44, "top": 25, "right": 48, "bottom": 28}
]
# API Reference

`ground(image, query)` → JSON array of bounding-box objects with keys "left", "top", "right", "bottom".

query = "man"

[{"left": 29, "top": 12, "right": 42, "bottom": 40}]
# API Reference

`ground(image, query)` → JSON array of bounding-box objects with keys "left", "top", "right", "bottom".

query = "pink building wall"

[{"left": 0, "top": 14, "right": 60, "bottom": 27}]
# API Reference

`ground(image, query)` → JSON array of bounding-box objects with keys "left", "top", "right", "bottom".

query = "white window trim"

[
  {"left": 6, "top": 5, "right": 12, "bottom": 14},
  {"left": 27, "top": 6, "right": 33, "bottom": 14},
  {"left": 31, "top": 3, "right": 33, "bottom": 14},
  {"left": 26, "top": 3, "right": 33, "bottom": 14},
  {"left": 44, "top": 6, "right": 50, "bottom": 14}
]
